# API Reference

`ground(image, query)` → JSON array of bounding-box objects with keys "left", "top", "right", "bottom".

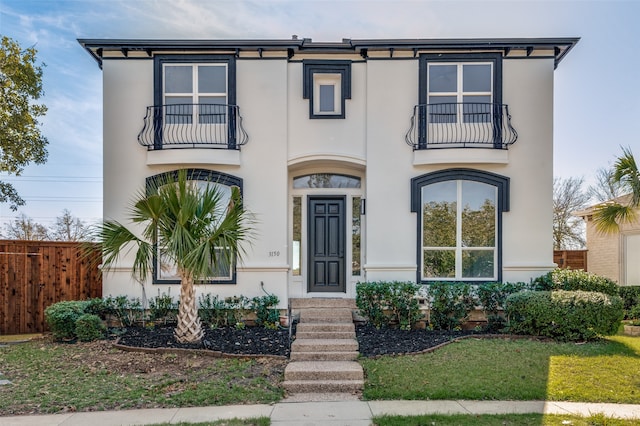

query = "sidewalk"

[{"left": 1, "top": 398, "right": 639, "bottom": 426}]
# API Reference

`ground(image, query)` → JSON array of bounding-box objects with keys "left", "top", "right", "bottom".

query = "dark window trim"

[
  {"left": 410, "top": 168, "right": 509, "bottom": 284},
  {"left": 146, "top": 168, "right": 243, "bottom": 285},
  {"left": 153, "top": 55, "right": 236, "bottom": 150},
  {"left": 303, "top": 60, "right": 351, "bottom": 119},
  {"left": 418, "top": 53, "right": 503, "bottom": 149}
]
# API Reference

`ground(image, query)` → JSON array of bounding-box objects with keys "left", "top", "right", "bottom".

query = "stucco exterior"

[{"left": 80, "top": 37, "right": 578, "bottom": 305}]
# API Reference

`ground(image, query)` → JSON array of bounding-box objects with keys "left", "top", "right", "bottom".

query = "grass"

[
  {"left": 0, "top": 340, "right": 283, "bottom": 415},
  {"left": 361, "top": 335, "right": 640, "bottom": 403},
  {"left": 373, "top": 413, "right": 640, "bottom": 426},
  {"left": 148, "top": 419, "right": 269, "bottom": 426}
]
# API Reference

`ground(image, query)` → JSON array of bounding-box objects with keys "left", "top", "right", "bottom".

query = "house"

[
  {"left": 78, "top": 37, "right": 578, "bottom": 307},
  {"left": 575, "top": 196, "right": 640, "bottom": 285}
]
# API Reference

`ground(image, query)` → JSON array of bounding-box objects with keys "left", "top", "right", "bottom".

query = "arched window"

[
  {"left": 146, "top": 168, "right": 243, "bottom": 284},
  {"left": 411, "top": 169, "right": 509, "bottom": 282},
  {"left": 293, "top": 173, "right": 361, "bottom": 189}
]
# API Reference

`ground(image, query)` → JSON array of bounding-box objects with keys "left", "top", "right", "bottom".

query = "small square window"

[{"left": 303, "top": 60, "right": 351, "bottom": 119}]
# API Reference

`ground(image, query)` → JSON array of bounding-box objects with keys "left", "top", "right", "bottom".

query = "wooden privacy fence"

[
  {"left": 0, "top": 240, "right": 102, "bottom": 335},
  {"left": 554, "top": 249, "right": 588, "bottom": 271}
]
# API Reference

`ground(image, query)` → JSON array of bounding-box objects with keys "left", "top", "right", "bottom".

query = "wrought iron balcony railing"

[
  {"left": 405, "top": 103, "right": 518, "bottom": 150},
  {"left": 137, "top": 103, "right": 248, "bottom": 150}
]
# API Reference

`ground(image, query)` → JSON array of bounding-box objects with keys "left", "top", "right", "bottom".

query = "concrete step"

[
  {"left": 292, "top": 338, "right": 358, "bottom": 353},
  {"left": 284, "top": 361, "right": 364, "bottom": 381},
  {"left": 283, "top": 379, "right": 364, "bottom": 394},
  {"left": 290, "top": 298, "right": 357, "bottom": 309},
  {"left": 290, "top": 351, "right": 360, "bottom": 362},
  {"left": 299, "top": 308, "right": 353, "bottom": 323},
  {"left": 296, "top": 331, "right": 355, "bottom": 340},
  {"left": 296, "top": 322, "right": 355, "bottom": 333}
]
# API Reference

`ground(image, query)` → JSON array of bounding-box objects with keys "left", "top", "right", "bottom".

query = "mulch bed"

[
  {"left": 115, "top": 323, "right": 494, "bottom": 359},
  {"left": 116, "top": 325, "right": 292, "bottom": 358}
]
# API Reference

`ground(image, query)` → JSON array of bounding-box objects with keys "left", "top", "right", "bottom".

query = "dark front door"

[{"left": 308, "top": 196, "right": 346, "bottom": 293}]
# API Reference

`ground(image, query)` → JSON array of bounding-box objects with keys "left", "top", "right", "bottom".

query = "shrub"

[
  {"left": 148, "top": 291, "right": 178, "bottom": 323},
  {"left": 477, "top": 282, "right": 529, "bottom": 332},
  {"left": 386, "top": 281, "right": 422, "bottom": 330},
  {"left": 83, "top": 298, "right": 111, "bottom": 319},
  {"left": 75, "top": 313, "right": 106, "bottom": 342},
  {"left": 198, "top": 293, "right": 228, "bottom": 327},
  {"left": 356, "top": 281, "right": 392, "bottom": 329},
  {"left": 427, "top": 282, "right": 477, "bottom": 330},
  {"left": 198, "top": 294, "right": 250, "bottom": 328},
  {"left": 505, "top": 290, "right": 624, "bottom": 341},
  {"left": 356, "top": 281, "right": 423, "bottom": 329},
  {"left": 532, "top": 269, "right": 619, "bottom": 296},
  {"left": 619, "top": 286, "right": 640, "bottom": 317},
  {"left": 103, "top": 295, "right": 143, "bottom": 327},
  {"left": 45, "top": 300, "right": 90, "bottom": 341},
  {"left": 251, "top": 294, "right": 280, "bottom": 328}
]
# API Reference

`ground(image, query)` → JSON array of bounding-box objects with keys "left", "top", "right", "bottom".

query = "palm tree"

[
  {"left": 593, "top": 147, "right": 640, "bottom": 233},
  {"left": 94, "top": 170, "right": 254, "bottom": 343}
]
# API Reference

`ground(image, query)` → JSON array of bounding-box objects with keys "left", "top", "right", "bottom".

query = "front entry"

[{"left": 308, "top": 196, "right": 346, "bottom": 293}]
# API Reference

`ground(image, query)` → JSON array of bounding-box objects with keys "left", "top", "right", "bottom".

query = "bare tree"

[
  {"left": 4, "top": 213, "right": 49, "bottom": 240},
  {"left": 50, "top": 209, "right": 89, "bottom": 241},
  {"left": 587, "top": 166, "right": 626, "bottom": 203},
  {"left": 553, "top": 177, "right": 590, "bottom": 249}
]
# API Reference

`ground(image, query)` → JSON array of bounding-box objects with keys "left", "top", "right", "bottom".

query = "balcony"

[
  {"left": 137, "top": 103, "right": 248, "bottom": 150},
  {"left": 405, "top": 103, "right": 517, "bottom": 150}
]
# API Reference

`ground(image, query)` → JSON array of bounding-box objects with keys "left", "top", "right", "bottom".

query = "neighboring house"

[
  {"left": 575, "top": 196, "right": 640, "bottom": 285},
  {"left": 79, "top": 37, "right": 578, "bottom": 306}
]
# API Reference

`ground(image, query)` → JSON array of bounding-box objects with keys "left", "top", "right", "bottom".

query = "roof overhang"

[{"left": 78, "top": 37, "right": 580, "bottom": 69}]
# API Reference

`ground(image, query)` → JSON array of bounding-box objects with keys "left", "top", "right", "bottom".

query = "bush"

[
  {"left": 356, "top": 281, "right": 423, "bottom": 329},
  {"left": 427, "top": 282, "right": 477, "bottom": 330},
  {"left": 505, "top": 290, "right": 624, "bottom": 341},
  {"left": 45, "top": 300, "right": 90, "bottom": 341},
  {"left": 532, "top": 269, "right": 619, "bottom": 296},
  {"left": 386, "top": 281, "right": 422, "bottom": 330},
  {"left": 356, "top": 281, "right": 392, "bottom": 329},
  {"left": 198, "top": 294, "right": 250, "bottom": 328},
  {"left": 619, "top": 286, "right": 640, "bottom": 317},
  {"left": 75, "top": 313, "right": 106, "bottom": 342},
  {"left": 83, "top": 298, "right": 111, "bottom": 319},
  {"left": 148, "top": 291, "right": 178, "bottom": 323},
  {"left": 251, "top": 294, "right": 280, "bottom": 328},
  {"left": 103, "top": 295, "right": 143, "bottom": 327},
  {"left": 477, "top": 282, "right": 529, "bottom": 332}
]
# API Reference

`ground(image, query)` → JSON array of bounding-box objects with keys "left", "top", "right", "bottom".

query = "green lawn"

[
  {"left": 373, "top": 413, "right": 639, "bottom": 426},
  {"left": 0, "top": 340, "right": 284, "bottom": 415},
  {"left": 361, "top": 335, "right": 640, "bottom": 403}
]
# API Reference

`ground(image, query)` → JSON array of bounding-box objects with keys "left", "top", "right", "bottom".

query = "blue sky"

[{"left": 0, "top": 0, "right": 638, "bottom": 229}]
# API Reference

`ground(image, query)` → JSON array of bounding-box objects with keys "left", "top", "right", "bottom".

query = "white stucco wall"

[{"left": 100, "top": 47, "right": 560, "bottom": 304}]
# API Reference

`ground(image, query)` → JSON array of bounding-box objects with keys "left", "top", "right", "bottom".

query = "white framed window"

[
  {"left": 313, "top": 73, "right": 341, "bottom": 115},
  {"left": 624, "top": 233, "right": 640, "bottom": 285},
  {"left": 421, "top": 180, "right": 497, "bottom": 281},
  {"left": 427, "top": 62, "right": 493, "bottom": 124},
  {"left": 163, "top": 64, "right": 228, "bottom": 124},
  {"left": 302, "top": 60, "right": 351, "bottom": 119}
]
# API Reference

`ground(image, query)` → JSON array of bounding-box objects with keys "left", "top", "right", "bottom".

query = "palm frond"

[{"left": 592, "top": 203, "right": 637, "bottom": 234}]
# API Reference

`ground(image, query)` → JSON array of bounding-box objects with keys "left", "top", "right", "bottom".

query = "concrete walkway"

[{"left": 1, "top": 399, "right": 639, "bottom": 425}]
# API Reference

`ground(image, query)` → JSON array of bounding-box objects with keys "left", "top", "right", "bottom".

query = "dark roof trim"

[{"left": 78, "top": 37, "right": 579, "bottom": 69}]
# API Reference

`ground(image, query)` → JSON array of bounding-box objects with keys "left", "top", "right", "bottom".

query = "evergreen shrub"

[
  {"left": 505, "top": 290, "right": 623, "bottom": 341},
  {"left": 532, "top": 268, "right": 618, "bottom": 296},
  {"left": 75, "top": 313, "right": 106, "bottom": 342}
]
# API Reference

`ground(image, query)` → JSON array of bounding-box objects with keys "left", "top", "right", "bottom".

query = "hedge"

[{"left": 505, "top": 290, "right": 623, "bottom": 341}]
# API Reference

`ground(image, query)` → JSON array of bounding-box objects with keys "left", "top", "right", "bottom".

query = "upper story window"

[
  {"left": 164, "top": 64, "right": 228, "bottom": 124},
  {"left": 427, "top": 62, "right": 493, "bottom": 124},
  {"left": 411, "top": 169, "right": 510, "bottom": 283},
  {"left": 303, "top": 60, "right": 351, "bottom": 119},
  {"left": 139, "top": 55, "right": 246, "bottom": 150},
  {"left": 405, "top": 53, "right": 517, "bottom": 150}
]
